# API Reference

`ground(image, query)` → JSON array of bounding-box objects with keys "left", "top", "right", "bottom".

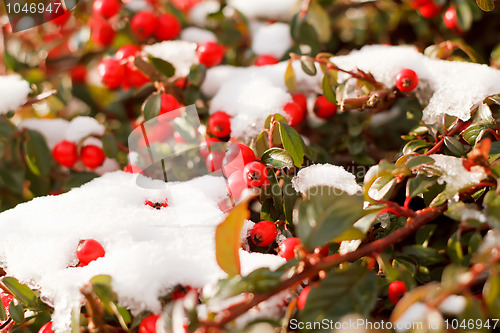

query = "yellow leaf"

[{"left": 215, "top": 200, "right": 250, "bottom": 276}]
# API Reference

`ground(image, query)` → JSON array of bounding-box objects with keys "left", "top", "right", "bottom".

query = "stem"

[{"left": 203, "top": 203, "right": 447, "bottom": 329}]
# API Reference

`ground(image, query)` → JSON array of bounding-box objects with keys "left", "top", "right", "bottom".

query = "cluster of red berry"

[
  {"left": 131, "top": 11, "right": 181, "bottom": 41},
  {"left": 409, "top": 0, "right": 460, "bottom": 32},
  {"left": 284, "top": 94, "right": 338, "bottom": 127},
  {"left": 97, "top": 45, "right": 150, "bottom": 89},
  {"left": 52, "top": 141, "right": 106, "bottom": 170},
  {"left": 89, "top": 0, "right": 122, "bottom": 46}
]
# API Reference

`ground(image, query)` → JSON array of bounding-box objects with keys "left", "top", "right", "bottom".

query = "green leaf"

[
  {"left": 300, "top": 57, "right": 317, "bottom": 76},
  {"left": 283, "top": 174, "right": 299, "bottom": 225},
  {"left": 322, "top": 74, "right": 336, "bottom": 104},
  {"left": 456, "top": 0, "right": 473, "bottom": 31},
  {"left": 284, "top": 60, "right": 297, "bottom": 92},
  {"left": 403, "top": 140, "right": 431, "bottom": 155},
  {"left": 101, "top": 134, "right": 118, "bottom": 158},
  {"left": 402, "top": 245, "right": 446, "bottom": 266},
  {"left": 405, "top": 155, "right": 435, "bottom": 169},
  {"left": 0, "top": 295, "right": 7, "bottom": 321},
  {"left": 476, "top": 0, "right": 494, "bottom": 11},
  {"left": 215, "top": 200, "right": 250, "bottom": 276},
  {"left": 9, "top": 302, "right": 24, "bottom": 324},
  {"left": 267, "top": 169, "right": 283, "bottom": 213},
  {"left": 299, "top": 265, "right": 377, "bottom": 325},
  {"left": 484, "top": 273, "right": 500, "bottom": 317},
  {"left": 260, "top": 148, "right": 294, "bottom": 169},
  {"left": 63, "top": 172, "right": 98, "bottom": 191},
  {"left": 0, "top": 121, "right": 15, "bottom": 138},
  {"left": 23, "top": 130, "right": 51, "bottom": 176},
  {"left": 406, "top": 175, "right": 437, "bottom": 198},
  {"left": 462, "top": 122, "right": 491, "bottom": 145},
  {"left": 279, "top": 123, "right": 305, "bottom": 167},
  {"left": 149, "top": 57, "right": 175, "bottom": 78},
  {"left": 2, "top": 277, "right": 40, "bottom": 309},
  {"left": 255, "top": 131, "right": 270, "bottom": 157},
  {"left": 188, "top": 64, "right": 206, "bottom": 86},
  {"left": 142, "top": 93, "right": 162, "bottom": 121},
  {"left": 306, "top": 0, "right": 331, "bottom": 43},
  {"left": 444, "top": 136, "right": 466, "bottom": 156},
  {"left": 293, "top": 186, "right": 364, "bottom": 250}
]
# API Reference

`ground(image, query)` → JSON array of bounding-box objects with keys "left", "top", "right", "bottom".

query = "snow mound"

[
  {"left": 251, "top": 23, "right": 292, "bottom": 58},
  {"left": 430, "top": 154, "right": 487, "bottom": 194},
  {"left": 18, "top": 118, "right": 70, "bottom": 149},
  {"left": 65, "top": 116, "right": 106, "bottom": 143},
  {"left": 0, "top": 172, "right": 284, "bottom": 332},
  {"left": 227, "top": 0, "right": 297, "bottom": 20},
  {"left": 144, "top": 41, "right": 199, "bottom": 77},
  {"left": 180, "top": 27, "right": 217, "bottom": 44},
  {"left": 291, "top": 164, "right": 361, "bottom": 195},
  {"left": 0, "top": 75, "right": 31, "bottom": 114},
  {"left": 188, "top": 1, "right": 220, "bottom": 27},
  {"left": 333, "top": 45, "right": 500, "bottom": 123}
]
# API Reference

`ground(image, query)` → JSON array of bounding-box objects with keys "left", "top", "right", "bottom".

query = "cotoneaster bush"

[{"left": 0, "top": 1, "right": 500, "bottom": 333}]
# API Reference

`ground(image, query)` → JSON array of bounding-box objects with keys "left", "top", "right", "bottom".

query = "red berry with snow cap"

[
  {"left": 77, "top": 239, "right": 105, "bottom": 266},
  {"left": 81, "top": 145, "right": 106, "bottom": 169},
  {"left": 250, "top": 221, "right": 277, "bottom": 247},
  {"left": 313, "top": 95, "right": 337, "bottom": 119},
  {"left": 278, "top": 237, "right": 301, "bottom": 261},
  {"left": 243, "top": 161, "right": 268, "bottom": 187},
  {"left": 388, "top": 280, "right": 407, "bottom": 305},
  {"left": 208, "top": 111, "right": 231, "bottom": 138},
  {"left": 197, "top": 41, "right": 225, "bottom": 67},
  {"left": 53, "top": 140, "right": 78, "bottom": 168},
  {"left": 395, "top": 68, "right": 419, "bottom": 92}
]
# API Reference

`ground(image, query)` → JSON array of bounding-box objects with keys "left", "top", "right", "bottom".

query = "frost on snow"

[
  {"left": 291, "top": 164, "right": 361, "bottom": 195},
  {"left": 333, "top": 45, "right": 500, "bottom": 124},
  {"left": 430, "top": 154, "right": 487, "bottom": 195},
  {"left": 143, "top": 41, "right": 198, "bottom": 77},
  {"left": 0, "top": 75, "right": 31, "bottom": 114},
  {"left": 0, "top": 172, "right": 284, "bottom": 332}
]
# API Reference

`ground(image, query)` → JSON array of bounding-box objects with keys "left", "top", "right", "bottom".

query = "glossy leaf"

[
  {"left": 215, "top": 200, "right": 250, "bottom": 276},
  {"left": 279, "top": 123, "right": 305, "bottom": 167},
  {"left": 2, "top": 277, "right": 40, "bottom": 309},
  {"left": 476, "top": 0, "right": 494, "bottom": 11},
  {"left": 322, "top": 74, "right": 336, "bottom": 104},
  {"left": 9, "top": 302, "right": 24, "bottom": 324},
  {"left": 299, "top": 265, "right": 377, "bottom": 323},
  {"left": 300, "top": 57, "right": 317, "bottom": 76},
  {"left": 284, "top": 60, "right": 297, "bottom": 92},
  {"left": 149, "top": 57, "right": 175, "bottom": 78},
  {"left": 101, "top": 134, "right": 118, "bottom": 158},
  {"left": 260, "top": 148, "right": 294, "bottom": 169},
  {"left": 294, "top": 186, "right": 364, "bottom": 250},
  {"left": 142, "top": 93, "right": 162, "bottom": 121},
  {"left": 0, "top": 296, "right": 6, "bottom": 321},
  {"left": 23, "top": 130, "right": 51, "bottom": 177},
  {"left": 307, "top": 0, "right": 331, "bottom": 43}
]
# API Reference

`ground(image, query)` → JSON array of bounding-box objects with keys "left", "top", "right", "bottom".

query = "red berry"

[
  {"left": 131, "top": 11, "right": 158, "bottom": 39},
  {"left": 90, "top": 17, "right": 115, "bottom": 47},
  {"left": 250, "top": 221, "right": 277, "bottom": 247},
  {"left": 388, "top": 280, "right": 407, "bottom": 305},
  {"left": 297, "top": 286, "right": 311, "bottom": 310},
  {"left": 243, "top": 161, "right": 268, "bottom": 187},
  {"left": 44, "top": 2, "right": 70, "bottom": 26},
  {"left": 292, "top": 93, "right": 308, "bottom": 113},
  {"left": 125, "top": 62, "right": 150, "bottom": 88},
  {"left": 93, "top": 0, "right": 122, "bottom": 18},
  {"left": 1, "top": 292, "right": 14, "bottom": 321},
  {"left": 199, "top": 137, "right": 222, "bottom": 158},
  {"left": 419, "top": 2, "right": 443, "bottom": 19},
  {"left": 197, "top": 41, "right": 225, "bottom": 67},
  {"left": 160, "top": 94, "right": 182, "bottom": 115},
  {"left": 80, "top": 145, "right": 106, "bottom": 169},
  {"left": 154, "top": 13, "right": 182, "bottom": 41},
  {"left": 115, "top": 44, "right": 141, "bottom": 60},
  {"left": 313, "top": 95, "right": 337, "bottom": 119},
  {"left": 255, "top": 54, "right": 279, "bottom": 66},
  {"left": 444, "top": 6, "right": 459, "bottom": 31},
  {"left": 395, "top": 68, "right": 419, "bottom": 92},
  {"left": 53, "top": 140, "right": 78, "bottom": 168},
  {"left": 283, "top": 102, "right": 305, "bottom": 127},
  {"left": 206, "top": 151, "right": 225, "bottom": 173},
  {"left": 278, "top": 237, "right": 301, "bottom": 261},
  {"left": 222, "top": 143, "right": 256, "bottom": 177},
  {"left": 208, "top": 111, "right": 231, "bottom": 138},
  {"left": 97, "top": 58, "right": 125, "bottom": 89},
  {"left": 124, "top": 165, "right": 143, "bottom": 174},
  {"left": 227, "top": 169, "right": 249, "bottom": 200},
  {"left": 408, "top": 0, "right": 431, "bottom": 9},
  {"left": 70, "top": 64, "right": 87, "bottom": 83},
  {"left": 39, "top": 322, "right": 54, "bottom": 333},
  {"left": 139, "top": 314, "right": 160, "bottom": 333},
  {"left": 77, "top": 239, "right": 105, "bottom": 266}
]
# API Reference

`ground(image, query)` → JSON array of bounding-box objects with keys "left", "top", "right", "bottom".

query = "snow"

[
  {"left": 438, "top": 295, "right": 466, "bottom": 315},
  {"left": 0, "top": 75, "right": 31, "bottom": 114},
  {"left": 18, "top": 118, "right": 70, "bottom": 149},
  {"left": 251, "top": 23, "right": 292, "bottom": 59},
  {"left": 430, "top": 154, "right": 487, "bottom": 195},
  {"left": 188, "top": 0, "right": 220, "bottom": 27},
  {"left": 393, "top": 302, "right": 430, "bottom": 333},
  {"left": 65, "top": 116, "right": 105, "bottom": 143},
  {"left": 143, "top": 41, "right": 198, "bottom": 78},
  {"left": 180, "top": 27, "right": 217, "bottom": 44},
  {"left": 291, "top": 164, "right": 362, "bottom": 195},
  {"left": 0, "top": 172, "right": 284, "bottom": 332},
  {"left": 227, "top": 0, "right": 297, "bottom": 20},
  {"left": 94, "top": 158, "right": 121, "bottom": 175},
  {"left": 333, "top": 45, "right": 500, "bottom": 124}
]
